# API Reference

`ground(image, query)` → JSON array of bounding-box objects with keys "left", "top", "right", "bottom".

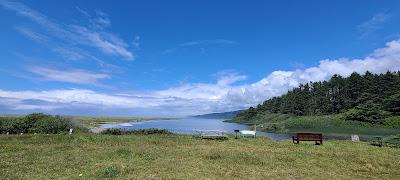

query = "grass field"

[{"left": 1, "top": 134, "right": 400, "bottom": 179}]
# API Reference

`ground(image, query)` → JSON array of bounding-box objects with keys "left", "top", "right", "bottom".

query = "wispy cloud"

[
  {"left": 15, "top": 26, "right": 49, "bottom": 43},
  {"left": 358, "top": 12, "right": 392, "bottom": 38},
  {"left": 181, "top": 39, "right": 235, "bottom": 47},
  {"left": 52, "top": 47, "right": 86, "bottom": 61},
  {"left": 27, "top": 67, "right": 110, "bottom": 86},
  {"left": 91, "top": 10, "right": 111, "bottom": 29},
  {"left": 70, "top": 25, "right": 133, "bottom": 60},
  {"left": 0, "top": 0, "right": 134, "bottom": 60},
  {"left": 2, "top": 39, "right": 400, "bottom": 116},
  {"left": 163, "top": 39, "right": 236, "bottom": 54}
]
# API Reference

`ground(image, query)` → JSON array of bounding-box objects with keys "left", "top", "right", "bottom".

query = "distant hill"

[{"left": 193, "top": 110, "right": 244, "bottom": 119}]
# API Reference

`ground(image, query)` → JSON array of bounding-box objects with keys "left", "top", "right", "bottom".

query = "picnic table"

[{"left": 193, "top": 130, "right": 228, "bottom": 140}]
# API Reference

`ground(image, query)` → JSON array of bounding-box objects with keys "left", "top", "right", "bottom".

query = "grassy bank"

[
  {"left": 1, "top": 134, "right": 399, "bottom": 179},
  {"left": 226, "top": 113, "right": 400, "bottom": 139},
  {"left": 68, "top": 116, "right": 176, "bottom": 127}
]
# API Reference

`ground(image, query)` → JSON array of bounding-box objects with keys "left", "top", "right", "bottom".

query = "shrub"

[
  {"left": 384, "top": 116, "right": 400, "bottom": 128},
  {"left": 384, "top": 93, "right": 400, "bottom": 115},
  {"left": 30, "top": 116, "right": 71, "bottom": 134},
  {"left": 98, "top": 166, "right": 120, "bottom": 178},
  {"left": 383, "top": 135, "right": 400, "bottom": 148},
  {"left": 0, "top": 113, "right": 83, "bottom": 134},
  {"left": 101, "top": 128, "right": 173, "bottom": 135},
  {"left": 101, "top": 128, "right": 123, "bottom": 135},
  {"left": 126, "top": 128, "right": 173, "bottom": 135},
  {"left": 342, "top": 102, "right": 390, "bottom": 124}
]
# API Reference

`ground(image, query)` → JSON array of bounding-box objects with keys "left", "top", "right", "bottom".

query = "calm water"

[{"left": 100, "top": 118, "right": 291, "bottom": 140}]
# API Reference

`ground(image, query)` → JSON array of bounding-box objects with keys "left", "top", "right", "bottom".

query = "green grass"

[
  {"left": 226, "top": 113, "right": 400, "bottom": 139},
  {"left": 1, "top": 134, "right": 400, "bottom": 179}
]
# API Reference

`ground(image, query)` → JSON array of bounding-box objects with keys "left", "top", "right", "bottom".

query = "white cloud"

[
  {"left": 0, "top": 0, "right": 134, "bottom": 60},
  {"left": 163, "top": 39, "right": 235, "bottom": 54},
  {"left": 215, "top": 71, "right": 247, "bottom": 86},
  {"left": 70, "top": 25, "right": 133, "bottom": 60},
  {"left": 92, "top": 10, "right": 111, "bottom": 29},
  {"left": 15, "top": 26, "right": 49, "bottom": 43},
  {"left": 27, "top": 67, "right": 110, "bottom": 86},
  {"left": 1, "top": 39, "right": 400, "bottom": 116},
  {"left": 358, "top": 12, "right": 391, "bottom": 37},
  {"left": 52, "top": 47, "right": 85, "bottom": 61},
  {"left": 181, "top": 39, "right": 235, "bottom": 47}
]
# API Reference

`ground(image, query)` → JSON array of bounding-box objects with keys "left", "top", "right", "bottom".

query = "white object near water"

[
  {"left": 351, "top": 135, "right": 360, "bottom": 142},
  {"left": 69, "top": 128, "right": 73, "bottom": 135},
  {"left": 240, "top": 130, "right": 256, "bottom": 138},
  {"left": 239, "top": 124, "right": 257, "bottom": 138},
  {"left": 193, "top": 130, "right": 227, "bottom": 139}
]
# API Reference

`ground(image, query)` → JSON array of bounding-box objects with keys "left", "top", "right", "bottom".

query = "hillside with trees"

[
  {"left": 232, "top": 71, "right": 400, "bottom": 134},
  {"left": 193, "top": 110, "right": 244, "bottom": 119}
]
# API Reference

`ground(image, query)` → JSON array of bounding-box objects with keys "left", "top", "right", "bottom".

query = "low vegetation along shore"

[{"left": 68, "top": 116, "right": 175, "bottom": 128}]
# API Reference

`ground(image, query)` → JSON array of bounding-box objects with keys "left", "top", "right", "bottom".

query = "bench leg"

[
  {"left": 315, "top": 140, "right": 323, "bottom": 145},
  {"left": 292, "top": 136, "right": 299, "bottom": 144}
]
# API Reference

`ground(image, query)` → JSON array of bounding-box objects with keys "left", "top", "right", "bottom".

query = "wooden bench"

[{"left": 293, "top": 133, "right": 323, "bottom": 145}]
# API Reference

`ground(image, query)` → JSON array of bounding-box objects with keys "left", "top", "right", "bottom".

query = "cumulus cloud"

[
  {"left": 27, "top": 67, "right": 110, "bottom": 86},
  {"left": 1, "top": 39, "right": 400, "bottom": 116},
  {"left": 0, "top": 0, "right": 134, "bottom": 60},
  {"left": 215, "top": 71, "right": 247, "bottom": 86}
]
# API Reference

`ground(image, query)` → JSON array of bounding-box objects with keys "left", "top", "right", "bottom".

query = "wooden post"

[
  {"left": 253, "top": 124, "right": 256, "bottom": 138},
  {"left": 234, "top": 129, "right": 240, "bottom": 139}
]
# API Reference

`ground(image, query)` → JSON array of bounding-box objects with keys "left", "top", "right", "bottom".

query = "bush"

[
  {"left": 101, "top": 128, "right": 123, "bottom": 135},
  {"left": 384, "top": 93, "right": 400, "bottom": 115},
  {"left": 342, "top": 102, "right": 389, "bottom": 124},
  {"left": 98, "top": 166, "right": 120, "bottom": 178},
  {"left": 101, "top": 128, "right": 173, "bottom": 135},
  {"left": 383, "top": 135, "right": 400, "bottom": 148},
  {"left": 384, "top": 116, "right": 400, "bottom": 128},
  {"left": 0, "top": 113, "right": 82, "bottom": 134}
]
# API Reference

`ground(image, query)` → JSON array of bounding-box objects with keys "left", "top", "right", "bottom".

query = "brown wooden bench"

[{"left": 293, "top": 133, "right": 323, "bottom": 145}]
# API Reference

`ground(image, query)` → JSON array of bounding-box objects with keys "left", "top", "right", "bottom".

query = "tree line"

[{"left": 236, "top": 71, "right": 400, "bottom": 124}]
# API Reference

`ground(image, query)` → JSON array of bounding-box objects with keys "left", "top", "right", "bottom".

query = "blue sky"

[{"left": 1, "top": 0, "right": 400, "bottom": 117}]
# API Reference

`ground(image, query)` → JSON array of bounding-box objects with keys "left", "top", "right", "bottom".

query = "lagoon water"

[{"left": 100, "top": 117, "right": 290, "bottom": 140}]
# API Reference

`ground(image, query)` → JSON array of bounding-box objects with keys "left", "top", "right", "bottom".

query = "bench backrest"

[{"left": 296, "top": 133, "right": 322, "bottom": 140}]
